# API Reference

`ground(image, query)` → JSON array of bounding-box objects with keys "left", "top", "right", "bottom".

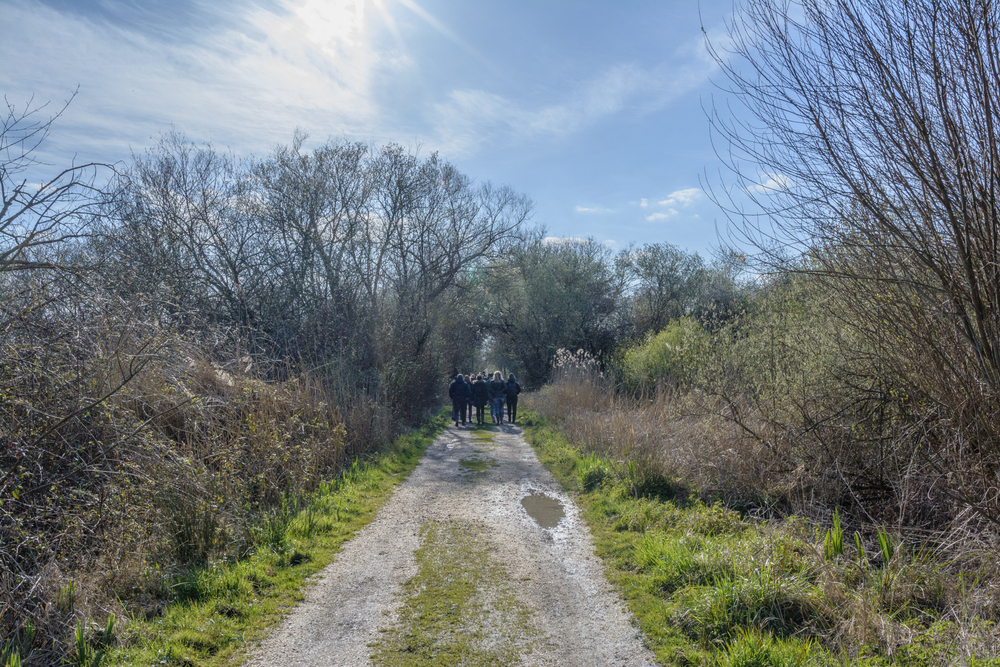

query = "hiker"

[
  {"left": 464, "top": 374, "right": 475, "bottom": 423},
  {"left": 489, "top": 371, "right": 507, "bottom": 424},
  {"left": 471, "top": 373, "right": 489, "bottom": 425},
  {"left": 449, "top": 374, "right": 472, "bottom": 426},
  {"left": 505, "top": 373, "right": 521, "bottom": 424}
]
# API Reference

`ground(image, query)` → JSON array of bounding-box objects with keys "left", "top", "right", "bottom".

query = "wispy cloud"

[
  {"left": 0, "top": 0, "right": 408, "bottom": 163},
  {"left": 575, "top": 205, "right": 613, "bottom": 214},
  {"left": 431, "top": 31, "right": 719, "bottom": 155},
  {"left": 638, "top": 187, "right": 701, "bottom": 221},
  {"left": 645, "top": 210, "right": 679, "bottom": 222},
  {"left": 657, "top": 188, "right": 702, "bottom": 206},
  {"left": 751, "top": 173, "right": 794, "bottom": 194}
]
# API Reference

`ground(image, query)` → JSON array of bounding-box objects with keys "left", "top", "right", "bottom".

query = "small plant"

[
  {"left": 823, "top": 510, "right": 843, "bottom": 561},
  {"left": 877, "top": 526, "right": 894, "bottom": 566},
  {"left": 57, "top": 582, "right": 77, "bottom": 616},
  {"left": 577, "top": 453, "right": 610, "bottom": 491},
  {"left": 2, "top": 643, "right": 21, "bottom": 667}
]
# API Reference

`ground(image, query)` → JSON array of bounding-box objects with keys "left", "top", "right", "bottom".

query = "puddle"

[{"left": 521, "top": 491, "right": 565, "bottom": 529}]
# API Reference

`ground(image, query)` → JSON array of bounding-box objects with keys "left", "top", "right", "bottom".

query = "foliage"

[
  {"left": 477, "top": 232, "right": 627, "bottom": 387},
  {"left": 616, "top": 316, "right": 709, "bottom": 394}
]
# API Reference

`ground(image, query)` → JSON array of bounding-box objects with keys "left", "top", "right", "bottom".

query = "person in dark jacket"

[
  {"left": 449, "top": 374, "right": 472, "bottom": 426},
  {"left": 489, "top": 371, "right": 507, "bottom": 424},
  {"left": 463, "top": 374, "right": 475, "bottom": 422},
  {"left": 505, "top": 373, "right": 521, "bottom": 424},
  {"left": 470, "top": 374, "right": 489, "bottom": 425}
]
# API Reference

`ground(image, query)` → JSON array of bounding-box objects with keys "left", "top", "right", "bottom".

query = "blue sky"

[{"left": 0, "top": 0, "right": 751, "bottom": 257}]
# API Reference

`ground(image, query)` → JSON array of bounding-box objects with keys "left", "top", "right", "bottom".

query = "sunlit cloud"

[{"left": 0, "top": 0, "right": 406, "bottom": 162}]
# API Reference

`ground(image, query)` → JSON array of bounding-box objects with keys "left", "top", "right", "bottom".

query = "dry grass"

[
  {"left": 0, "top": 294, "right": 401, "bottom": 665},
  {"left": 523, "top": 371, "right": 1000, "bottom": 663},
  {"left": 525, "top": 362, "right": 781, "bottom": 506}
]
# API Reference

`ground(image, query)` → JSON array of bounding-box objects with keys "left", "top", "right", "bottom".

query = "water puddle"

[{"left": 521, "top": 491, "right": 565, "bottom": 529}]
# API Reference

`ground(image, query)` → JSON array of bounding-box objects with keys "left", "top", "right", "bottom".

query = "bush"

[{"left": 617, "top": 317, "right": 709, "bottom": 394}]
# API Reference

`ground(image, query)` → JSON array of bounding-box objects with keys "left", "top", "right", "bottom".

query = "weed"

[{"left": 823, "top": 510, "right": 843, "bottom": 562}]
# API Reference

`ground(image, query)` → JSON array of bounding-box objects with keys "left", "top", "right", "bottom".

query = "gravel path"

[{"left": 245, "top": 422, "right": 657, "bottom": 667}]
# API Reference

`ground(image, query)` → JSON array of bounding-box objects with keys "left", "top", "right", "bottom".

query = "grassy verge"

[
  {"left": 519, "top": 411, "right": 1000, "bottom": 667},
  {"left": 103, "top": 413, "right": 448, "bottom": 667}
]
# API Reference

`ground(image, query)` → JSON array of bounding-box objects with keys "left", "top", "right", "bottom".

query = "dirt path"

[{"left": 245, "top": 422, "right": 656, "bottom": 667}]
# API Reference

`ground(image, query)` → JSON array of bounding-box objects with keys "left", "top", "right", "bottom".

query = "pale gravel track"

[{"left": 244, "top": 422, "right": 657, "bottom": 667}]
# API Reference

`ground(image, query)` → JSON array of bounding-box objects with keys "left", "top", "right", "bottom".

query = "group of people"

[{"left": 448, "top": 371, "right": 521, "bottom": 426}]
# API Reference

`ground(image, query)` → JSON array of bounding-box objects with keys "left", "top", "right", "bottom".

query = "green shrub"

[{"left": 618, "top": 317, "right": 709, "bottom": 394}]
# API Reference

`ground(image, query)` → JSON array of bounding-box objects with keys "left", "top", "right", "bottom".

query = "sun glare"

[{"left": 294, "top": 0, "right": 367, "bottom": 52}]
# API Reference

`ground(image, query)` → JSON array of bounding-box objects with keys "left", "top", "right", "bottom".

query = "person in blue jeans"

[{"left": 489, "top": 371, "right": 507, "bottom": 424}]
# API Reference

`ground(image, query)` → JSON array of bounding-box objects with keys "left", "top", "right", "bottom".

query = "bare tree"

[
  {"left": 708, "top": 0, "right": 1000, "bottom": 520},
  {"left": 1, "top": 94, "right": 108, "bottom": 272}
]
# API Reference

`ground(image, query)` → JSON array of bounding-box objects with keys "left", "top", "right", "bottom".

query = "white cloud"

[
  {"left": 752, "top": 173, "right": 794, "bottom": 194},
  {"left": 575, "top": 205, "right": 613, "bottom": 214},
  {"left": 0, "top": 0, "right": 406, "bottom": 163},
  {"left": 657, "top": 188, "right": 702, "bottom": 207},
  {"left": 543, "top": 236, "right": 590, "bottom": 245},
  {"left": 639, "top": 198, "right": 649, "bottom": 208},
  {"left": 645, "top": 210, "right": 678, "bottom": 221}
]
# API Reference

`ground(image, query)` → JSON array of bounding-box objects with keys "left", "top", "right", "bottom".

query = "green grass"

[
  {"left": 369, "top": 520, "right": 539, "bottom": 667},
  {"left": 107, "top": 413, "right": 448, "bottom": 667},
  {"left": 518, "top": 410, "right": 1000, "bottom": 666},
  {"left": 518, "top": 411, "right": 834, "bottom": 666}
]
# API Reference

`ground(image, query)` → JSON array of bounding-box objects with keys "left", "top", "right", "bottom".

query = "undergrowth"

[
  {"left": 519, "top": 411, "right": 1000, "bottom": 666},
  {"left": 104, "top": 413, "right": 446, "bottom": 666}
]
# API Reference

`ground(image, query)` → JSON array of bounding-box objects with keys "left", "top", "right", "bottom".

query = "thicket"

[{"left": 0, "top": 100, "right": 526, "bottom": 664}]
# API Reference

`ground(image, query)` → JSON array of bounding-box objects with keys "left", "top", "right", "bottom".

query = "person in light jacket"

[{"left": 489, "top": 371, "right": 507, "bottom": 424}]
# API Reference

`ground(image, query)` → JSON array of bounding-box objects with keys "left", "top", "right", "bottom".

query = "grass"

[
  {"left": 518, "top": 410, "right": 1000, "bottom": 666},
  {"left": 103, "top": 413, "right": 448, "bottom": 667},
  {"left": 369, "top": 520, "right": 539, "bottom": 667}
]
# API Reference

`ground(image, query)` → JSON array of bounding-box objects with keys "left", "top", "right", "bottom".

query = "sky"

[{"left": 0, "top": 0, "right": 753, "bottom": 258}]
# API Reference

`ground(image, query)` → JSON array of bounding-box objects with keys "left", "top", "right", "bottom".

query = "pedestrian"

[
  {"left": 471, "top": 373, "right": 489, "bottom": 425},
  {"left": 449, "top": 374, "right": 471, "bottom": 426},
  {"left": 505, "top": 373, "right": 521, "bottom": 424},
  {"left": 489, "top": 371, "right": 507, "bottom": 424},
  {"left": 464, "top": 374, "right": 475, "bottom": 423}
]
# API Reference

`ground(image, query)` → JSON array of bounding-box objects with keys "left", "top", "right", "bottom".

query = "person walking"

[
  {"left": 505, "top": 373, "right": 521, "bottom": 424},
  {"left": 489, "top": 371, "right": 507, "bottom": 424},
  {"left": 464, "top": 374, "right": 475, "bottom": 424},
  {"left": 471, "top": 373, "right": 488, "bottom": 425},
  {"left": 449, "top": 374, "right": 471, "bottom": 426}
]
